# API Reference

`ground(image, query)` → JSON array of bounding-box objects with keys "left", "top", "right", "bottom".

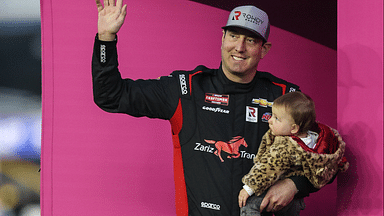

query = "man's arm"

[
  {"left": 92, "top": 0, "right": 180, "bottom": 119},
  {"left": 96, "top": 0, "right": 127, "bottom": 41}
]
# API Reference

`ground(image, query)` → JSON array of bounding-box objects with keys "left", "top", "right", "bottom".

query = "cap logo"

[
  {"left": 224, "top": 6, "right": 270, "bottom": 41},
  {"left": 242, "top": 13, "right": 264, "bottom": 25},
  {"left": 233, "top": 11, "right": 241, "bottom": 20}
]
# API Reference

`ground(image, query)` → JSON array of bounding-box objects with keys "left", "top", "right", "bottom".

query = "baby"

[{"left": 239, "top": 91, "right": 349, "bottom": 216}]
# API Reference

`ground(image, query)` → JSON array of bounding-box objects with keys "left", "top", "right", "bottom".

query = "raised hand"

[{"left": 96, "top": 0, "right": 127, "bottom": 41}]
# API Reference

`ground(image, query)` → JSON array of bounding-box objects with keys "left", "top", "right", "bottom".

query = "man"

[{"left": 92, "top": 1, "right": 317, "bottom": 215}]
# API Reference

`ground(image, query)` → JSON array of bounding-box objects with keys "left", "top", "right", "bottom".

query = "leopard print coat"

[{"left": 242, "top": 123, "right": 349, "bottom": 196}]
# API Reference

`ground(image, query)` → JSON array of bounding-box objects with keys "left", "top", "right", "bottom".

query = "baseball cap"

[{"left": 222, "top": 5, "right": 270, "bottom": 42}]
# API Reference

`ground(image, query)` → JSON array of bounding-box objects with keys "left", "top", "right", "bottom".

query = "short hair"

[{"left": 273, "top": 91, "right": 316, "bottom": 134}]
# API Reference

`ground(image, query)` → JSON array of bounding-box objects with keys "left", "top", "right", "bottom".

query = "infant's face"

[{"left": 268, "top": 105, "right": 295, "bottom": 136}]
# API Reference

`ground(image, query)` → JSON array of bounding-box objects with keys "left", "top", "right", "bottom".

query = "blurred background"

[{"left": 1, "top": 0, "right": 41, "bottom": 215}]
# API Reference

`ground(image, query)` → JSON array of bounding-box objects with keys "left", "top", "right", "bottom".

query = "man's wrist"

[
  {"left": 97, "top": 33, "right": 117, "bottom": 42},
  {"left": 284, "top": 178, "right": 299, "bottom": 194}
]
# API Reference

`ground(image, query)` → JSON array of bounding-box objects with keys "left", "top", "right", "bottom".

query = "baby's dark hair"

[{"left": 273, "top": 91, "right": 316, "bottom": 135}]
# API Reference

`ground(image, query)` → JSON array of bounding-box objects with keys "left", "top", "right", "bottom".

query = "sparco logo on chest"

[{"left": 179, "top": 74, "right": 188, "bottom": 95}]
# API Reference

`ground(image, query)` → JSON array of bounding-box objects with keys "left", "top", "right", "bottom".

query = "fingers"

[
  {"left": 120, "top": 4, "right": 128, "bottom": 19},
  {"left": 238, "top": 197, "right": 246, "bottom": 208},
  {"left": 272, "top": 205, "right": 282, "bottom": 212},
  {"left": 103, "top": 0, "right": 116, "bottom": 7},
  {"left": 116, "top": 0, "right": 122, "bottom": 8},
  {"left": 238, "top": 189, "right": 250, "bottom": 208},
  {"left": 96, "top": 0, "right": 103, "bottom": 12},
  {"left": 265, "top": 200, "right": 276, "bottom": 212},
  {"left": 259, "top": 196, "right": 269, "bottom": 212}
]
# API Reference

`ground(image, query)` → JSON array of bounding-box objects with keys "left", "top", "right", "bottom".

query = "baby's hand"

[{"left": 238, "top": 189, "right": 250, "bottom": 208}]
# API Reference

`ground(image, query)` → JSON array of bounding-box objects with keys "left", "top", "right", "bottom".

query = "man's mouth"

[{"left": 232, "top": 56, "right": 246, "bottom": 61}]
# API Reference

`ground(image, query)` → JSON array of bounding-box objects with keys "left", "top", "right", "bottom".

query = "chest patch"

[
  {"left": 205, "top": 93, "right": 229, "bottom": 106},
  {"left": 246, "top": 106, "right": 258, "bottom": 123}
]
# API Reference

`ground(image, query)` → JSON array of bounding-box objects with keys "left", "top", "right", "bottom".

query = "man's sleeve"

[
  {"left": 289, "top": 171, "right": 320, "bottom": 197},
  {"left": 92, "top": 34, "right": 179, "bottom": 120}
]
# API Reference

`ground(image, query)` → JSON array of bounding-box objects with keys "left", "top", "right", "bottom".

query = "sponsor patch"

[
  {"left": 246, "top": 106, "right": 258, "bottom": 123},
  {"left": 289, "top": 87, "right": 297, "bottom": 92},
  {"left": 100, "top": 45, "right": 106, "bottom": 63},
  {"left": 262, "top": 112, "right": 272, "bottom": 122},
  {"left": 204, "top": 136, "right": 247, "bottom": 162},
  {"left": 179, "top": 74, "right": 188, "bottom": 95},
  {"left": 252, "top": 98, "right": 273, "bottom": 107},
  {"left": 202, "top": 106, "right": 230, "bottom": 114},
  {"left": 201, "top": 202, "right": 221, "bottom": 211},
  {"left": 205, "top": 93, "right": 229, "bottom": 106}
]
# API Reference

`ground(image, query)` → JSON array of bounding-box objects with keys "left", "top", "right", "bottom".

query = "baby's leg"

[{"left": 240, "top": 192, "right": 272, "bottom": 216}]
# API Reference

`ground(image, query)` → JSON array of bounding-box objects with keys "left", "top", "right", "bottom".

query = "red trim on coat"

[
  {"left": 272, "top": 82, "right": 287, "bottom": 95},
  {"left": 189, "top": 71, "right": 203, "bottom": 95},
  {"left": 169, "top": 99, "right": 188, "bottom": 216}
]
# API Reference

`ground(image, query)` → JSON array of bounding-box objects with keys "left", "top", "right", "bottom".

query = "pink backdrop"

[
  {"left": 41, "top": 0, "right": 382, "bottom": 215},
  {"left": 337, "top": 0, "right": 384, "bottom": 215}
]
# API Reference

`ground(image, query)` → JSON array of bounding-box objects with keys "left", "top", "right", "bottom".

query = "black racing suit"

[{"left": 92, "top": 35, "right": 317, "bottom": 216}]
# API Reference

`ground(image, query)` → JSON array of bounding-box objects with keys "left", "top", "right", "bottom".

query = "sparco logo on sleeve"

[
  {"left": 179, "top": 74, "right": 188, "bottom": 95},
  {"left": 100, "top": 45, "right": 106, "bottom": 63},
  {"left": 201, "top": 202, "right": 220, "bottom": 211}
]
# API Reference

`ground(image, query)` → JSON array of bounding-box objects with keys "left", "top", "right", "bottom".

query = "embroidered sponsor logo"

[
  {"left": 179, "top": 74, "right": 188, "bottom": 95},
  {"left": 201, "top": 202, "right": 221, "bottom": 211},
  {"left": 242, "top": 12, "right": 264, "bottom": 25},
  {"left": 233, "top": 11, "right": 242, "bottom": 20},
  {"left": 252, "top": 98, "right": 273, "bottom": 107},
  {"left": 240, "top": 151, "right": 256, "bottom": 160},
  {"left": 202, "top": 106, "right": 230, "bottom": 114},
  {"left": 100, "top": 45, "right": 106, "bottom": 63},
  {"left": 194, "top": 137, "right": 254, "bottom": 162},
  {"left": 289, "top": 87, "right": 296, "bottom": 92},
  {"left": 205, "top": 93, "right": 229, "bottom": 106},
  {"left": 262, "top": 112, "right": 272, "bottom": 122},
  {"left": 194, "top": 143, "right": 215, "bottom": 153},
  {"left": 246, "top": 106, "right": 258, "bottom": 123},
  {"left": 204, "top": 136, "right": 247, "bottom": 162},
  {"left": 232, "top": 11, "right": 264, "bottom": 25}
]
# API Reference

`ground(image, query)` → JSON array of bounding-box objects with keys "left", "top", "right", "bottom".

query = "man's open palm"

[{"left": 96, "top": 0, "right": 127, "bottom": 41}]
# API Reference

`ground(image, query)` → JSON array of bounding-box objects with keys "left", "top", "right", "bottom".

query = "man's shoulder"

[
  {"left": 257, "top": 71, "right": 300, "bottom": 92},
  {"left": 172, "top": 65, "right": 217, "bottom": 76}
]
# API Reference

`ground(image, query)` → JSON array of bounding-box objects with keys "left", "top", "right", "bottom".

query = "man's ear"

[
  {"left": 222, "top": 30, "right": 227, "bottom": 41},
  {"left": 291, "top": 124, "right": 300, "bottom": 135},
  {"left": 261, "top": 42, "right": 272, "bottom": 59}
]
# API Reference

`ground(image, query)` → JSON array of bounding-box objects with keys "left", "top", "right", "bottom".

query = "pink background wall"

[
  {"left": 41, "top": 0, "right": 382, "bottom": 215},
  {"left": 337, "top": 0, "right": 383, "bottom": 215}
]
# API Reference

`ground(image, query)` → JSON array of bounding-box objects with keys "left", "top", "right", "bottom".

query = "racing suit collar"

[{"left": 219, "top": 62, "right": 259, "bottom": 94}]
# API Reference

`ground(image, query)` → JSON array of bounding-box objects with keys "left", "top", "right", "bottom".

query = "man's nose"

[{"left": 235, "top": 37, "right": 246, "bottom": 52}]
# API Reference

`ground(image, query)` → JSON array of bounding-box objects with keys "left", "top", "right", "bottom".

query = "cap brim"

[{"left": 222, "top": 25, "right": 267, "bottom": 42}]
